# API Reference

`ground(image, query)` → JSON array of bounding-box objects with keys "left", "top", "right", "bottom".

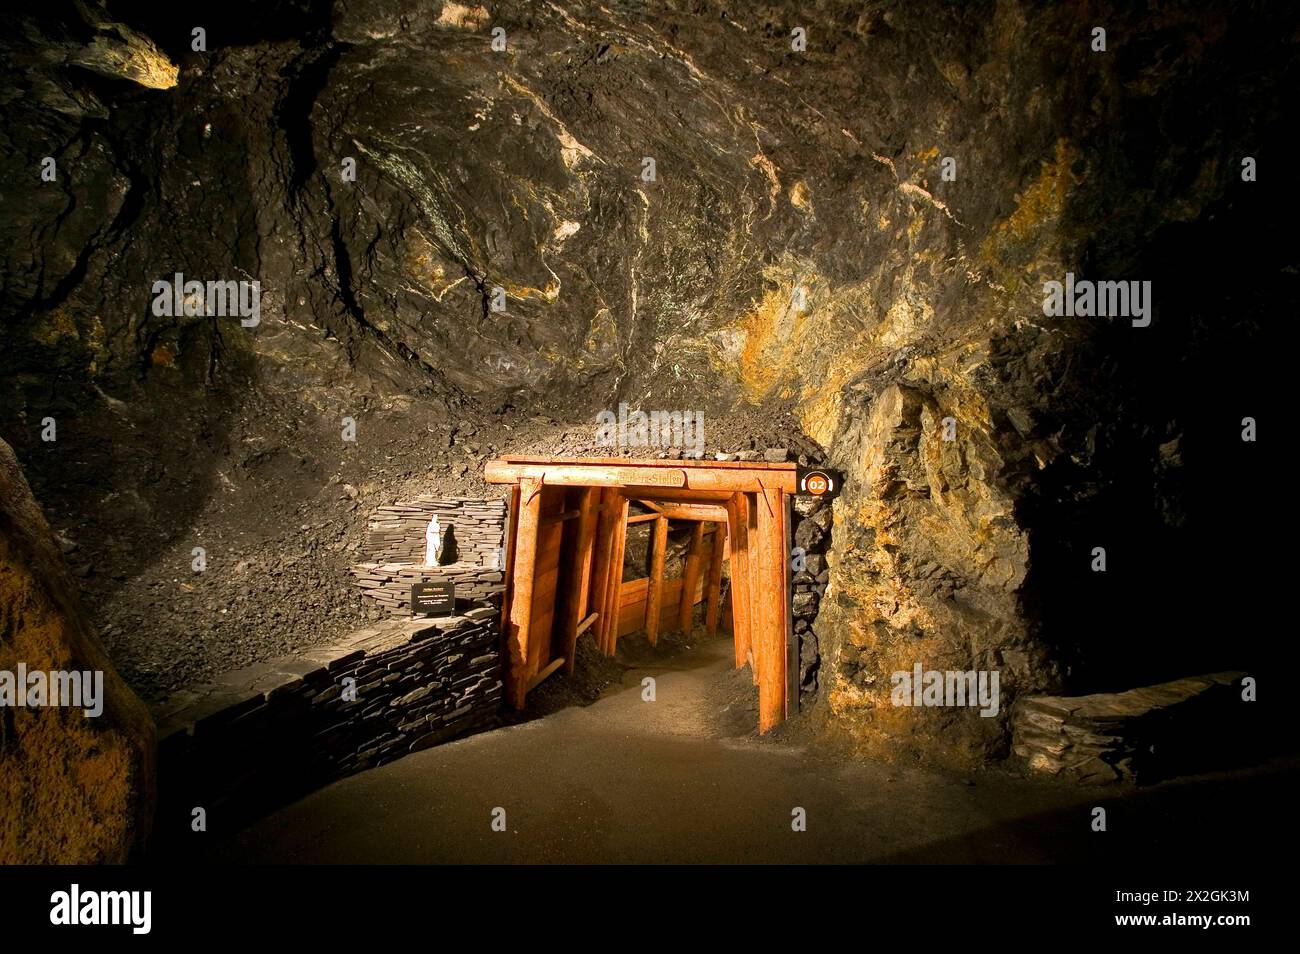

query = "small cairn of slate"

[{"left": 1011, "top": 671, "right": 1248, "bottom": 784}]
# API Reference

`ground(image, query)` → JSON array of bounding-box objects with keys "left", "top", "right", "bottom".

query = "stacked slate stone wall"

[
  {"left": 153, "top": 612, "right": 502, "bottom": 843},
  {"left": 351, "top": 496, "right": 507, "bottom": 616},
  {"left": 790, "top": 496, "right": 833, "bottom": 706},
  {"left": 366, "top": 496, "right": 506, "bottom": 566},
  {"left": 350, "top": 562, "right": 505, "bottom": 613}
]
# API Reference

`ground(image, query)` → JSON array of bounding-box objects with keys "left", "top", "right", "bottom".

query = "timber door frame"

[{"left": 488, "top": 457, "right": 798, "bottom": 734}]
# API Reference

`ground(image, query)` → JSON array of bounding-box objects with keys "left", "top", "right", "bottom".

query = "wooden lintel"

[{"left": 486, "top": 460, "right": 797, "bottom": 493}]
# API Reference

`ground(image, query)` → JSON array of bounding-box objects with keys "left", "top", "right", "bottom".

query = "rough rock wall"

[
  {"left": 1, "top": 1, "right": 1289, "bottom": 769},
  {"left": 0, "top": 437, "right": 155, "bottom": 863}
]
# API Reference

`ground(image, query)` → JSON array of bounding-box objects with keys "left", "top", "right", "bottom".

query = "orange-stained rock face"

[{"left": 0, "top": 438, "right": 155, "bottom": 863}]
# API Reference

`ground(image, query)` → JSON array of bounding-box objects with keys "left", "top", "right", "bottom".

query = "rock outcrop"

[
  {"left": 0, "top": 1, "right": 1286, "bottom": 770},
  {"left": 0, "top": 437, "right": 155, "bottom": 863}
]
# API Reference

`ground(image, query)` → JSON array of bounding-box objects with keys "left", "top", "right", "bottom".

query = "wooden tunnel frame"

[{"left": 485, "top": 456, "right": 797, "bottom": 733}]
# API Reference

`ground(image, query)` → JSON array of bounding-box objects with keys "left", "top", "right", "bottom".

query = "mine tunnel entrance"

[{"left": 486, "top": 456, "right": 801, "bottom": 733}]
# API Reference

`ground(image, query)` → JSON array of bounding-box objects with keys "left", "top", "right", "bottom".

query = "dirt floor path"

[{"left": 208, "top": 634, "right": 1296, "bottom": 864}]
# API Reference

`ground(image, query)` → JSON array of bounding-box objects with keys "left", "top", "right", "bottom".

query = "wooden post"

[
  {"left": 506, "top": 477, "right": 542, "bottom": 709},
  {"left": 589, "top": 489, "right": 616, "bottom": 655},
  {"left": 677, "top": 522, "right": 706, "bottom": 633},
  {"left": 726, "top": 494, "right": 752, "bottom": 672},
  {"left": 755, "top": 487, "right": 787, "bottom": 733},
  {"left": 704, "top": 523, "right": 726, "bottom": 635},
  {"left": 603, "top": 497, "right": 630, "bottom": 653},
  {"left": 562, "top": 487, "right": 599, "bottom": 674},
  {"left": 644, "top": 515, "right": 668, "bottom": 645}
]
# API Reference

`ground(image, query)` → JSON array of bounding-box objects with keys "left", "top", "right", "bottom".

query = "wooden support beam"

[
  {"left": 499, "top": 485, "right": 520, "bottom": 647},
  {"left": 726, "top": 493, "right": 752, "bottom": 673},
  {"left": 506, "top": 477, "right": 542, "bottom": 710},
  {"left": 755, "top": 488, "right": 787, "bottom": 733},
  {"left": 678, "top": 522, "right": 706, "bottom": 633},
  {"left": 607, "top": 497, "right": 630, "bottom": 652},
  {"left": 589, "top": 489, "right": 617, "bottom": 656},
  {"left": 626, "top": 511, "right": 661, "bottom": 524},
  {"left": 562, "top": 488, "right": 599, "bottom": 675},
  {"left": 486, "top": 460, "right": 797, "bottom": 493},
  {"left": 644, "top": 515, "right": 668, "bottom": 645},
  {"left": 637, "top": 502, "right": 729, "bottom": 522},
  {"left": 575, "top": 611, "right": 598, "bottom": 637},
  {"left": 500, "top": 455, "right": 797, "bottom": 471},
  {"left": 705, "top": 523, "right": 726, "bottom": 635}
]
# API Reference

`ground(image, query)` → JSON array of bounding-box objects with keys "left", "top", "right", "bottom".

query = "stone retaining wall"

[{"left": 153, "top": 611, "right": 502, "bottom": 840}]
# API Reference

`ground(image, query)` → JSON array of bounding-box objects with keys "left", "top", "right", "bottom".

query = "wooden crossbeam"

[
  {"left": 486, "top": 460, "right": 797, "bottom": 493},
  {"left": 635, "top": 501, "right": 729, "bottom": 522}
]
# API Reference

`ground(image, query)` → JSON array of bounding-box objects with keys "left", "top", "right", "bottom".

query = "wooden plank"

[
  {"left": 726, "top": 493, "right": 752, "bottom": 673},
  {"left": 785, "top": 493, "right": 798, "bottom": 716},
  {"left": 527, "top": 487, "right": 565, "bottom": 682},
  {"left": 617, "top": 577, "right": 691, "bottom": 636},
  {"left": 588, "top": 489, "right": 617, "bottom": 656},
  {"left": 677, "top": 522, "right": 706, "bottom": 633},
  {"left": 486, "top": 460, "right": 797, "bottom": 493},
  {"left": 487, "top": 462, "right": 686, "bottom": 488},
  {"left": 627, "top": 512, "right": 661, "bottom": 524},
  {"left": 640, "top": 502, "right": 729, "bottom": 522},
  {"left": 705, "top": 523, "right": 726, "bottom": 635},
  {"left": 755, "top": 487, "right": 787, "bottom": 733},
  {"left": 500, "top": 454, "right": 798, "bottom": 472},
  {"left": 563, "top": 488, "right": 599, "bottom": 674},
  {"left": 575, "top": 611, "right": 598, "bottom": 637},
  {"left": 505, "top": 477, "right": 542, "bottom": 709},
  {"left": 499, "top": 485, "right": 520, "bottom": 648},
  {"left": 644, "top": 515, "right": 668, "bottom": 645},
  {"left": 527, "top": 656, "right": 566, "bottom": 693},
  {"left": 601, "top": 497, "right": 630, "bottom": 653},
  {"left": 745, "top": 493, "right": 761, "bottom": 686}
]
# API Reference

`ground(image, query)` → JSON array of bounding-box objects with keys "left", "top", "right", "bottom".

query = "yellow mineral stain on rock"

[
  {"left": 982, "top": 137, "right": 1079, "bottom": 254},
  {"left": 789, "top": 180, "right": 811, "bottom": 210},
  {"left": 435, "top": 3, "right": 489, "bottom": 29},
  {"left": 30, "top": 308, "right": 79, "bottom": 346},
  {"left": 150, "top": 344, "right": 176, "bottom": 366}
]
